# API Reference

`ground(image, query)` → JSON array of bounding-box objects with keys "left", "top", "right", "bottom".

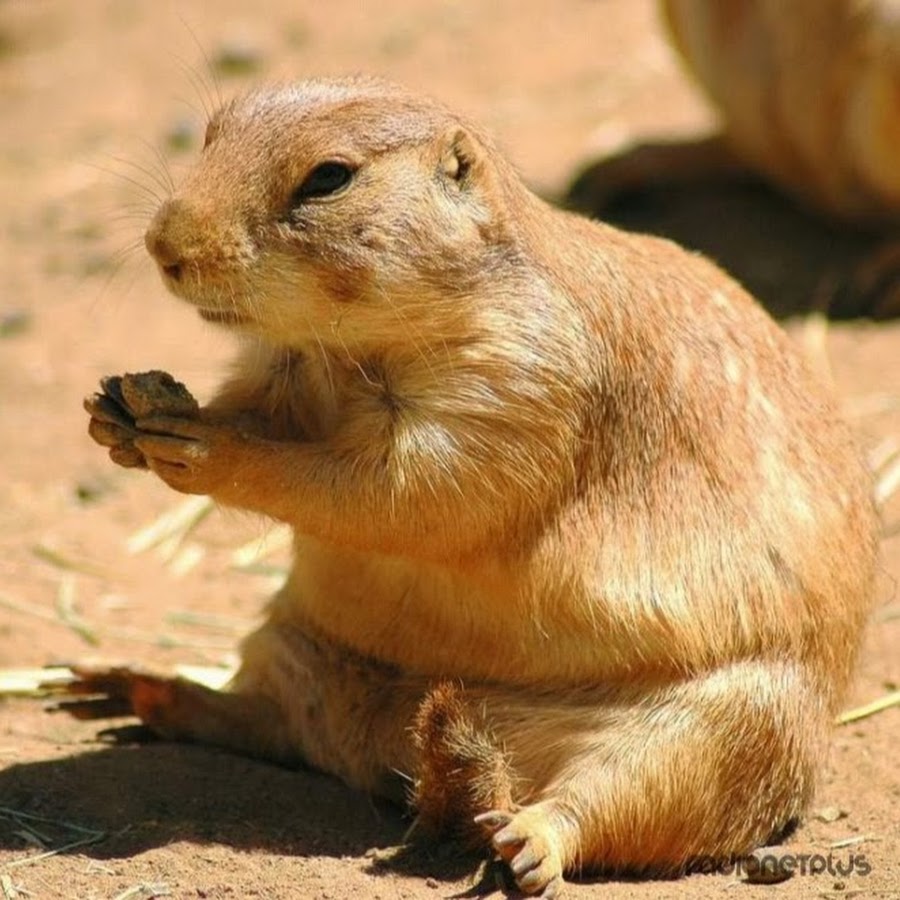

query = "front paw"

[
  {"left": 84, "top": 386, "right": 146, "bottom": 468},
  {"left": 133, "top": 415, "right": 248, "bottom": 497},
  {"left": 85, "top": 371, "right": 199, "bottom": 470}
]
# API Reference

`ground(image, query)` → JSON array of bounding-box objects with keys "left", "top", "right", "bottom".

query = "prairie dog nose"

[{"left": 145, "top": 198, "right": 193, "bottom": 280}]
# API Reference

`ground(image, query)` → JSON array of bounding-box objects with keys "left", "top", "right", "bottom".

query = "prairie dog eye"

[{"left": 291, "top": 161, "right": 354, "bottom": 204}]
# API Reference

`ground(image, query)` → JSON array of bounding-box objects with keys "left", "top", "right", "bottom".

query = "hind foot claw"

[
  {"left": 43, "top": 665, "right": 179, "bottom": 733},
  {"left": 476, "top": 804, "right": 566, "bottom": 897}
]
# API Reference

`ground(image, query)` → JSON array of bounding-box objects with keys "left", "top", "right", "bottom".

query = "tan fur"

[
  {"left": 81, "top": 76, "right": 877, "bottom": 893},
  {"left": 662, "top": 0, "right": 900, "bottom": 222}
]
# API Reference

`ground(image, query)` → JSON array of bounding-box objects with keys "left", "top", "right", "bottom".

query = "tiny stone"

[
  {"left": 284, "top": 20, "right": 312, "bottom": 49},
  {"left": 165, "top": 117, "right": 198, "bottom": 153},
  {"left": 0, "top": 308, "right": 31, "bottom": 338},
  {"left": 743, "top": 848, "right": 794, "bottom": 884},
  {"left": 211, "top": 38, "right": 265, "bottom": 76},
  {"left": 815, "top": 806, "right": 848, "bottom": 823},
  {"left": 74, "top": 475, "right": 114, "bottom": 504}
]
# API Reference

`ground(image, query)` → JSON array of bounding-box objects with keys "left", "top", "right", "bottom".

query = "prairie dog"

[
  {"left": 71, "top": 77, "right": 877, "bottom": 895},
  {"left": 662, "top": 0, "right": 900, "bottom": 222}
]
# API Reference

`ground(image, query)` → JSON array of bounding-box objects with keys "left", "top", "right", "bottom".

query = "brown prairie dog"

[
  {"left": 663, "top": 0, "right": 900, "bottom": 222},
  {"left": 72, "top": 77, "right": 877, "bottom": 895}
]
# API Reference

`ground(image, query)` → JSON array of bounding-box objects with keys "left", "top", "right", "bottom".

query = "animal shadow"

[
  {"left": 563, "top": 142, "right": 896, "bottom": 321},
  {"left": 0, "top": 739, "right": 407, "bottom": 862}
]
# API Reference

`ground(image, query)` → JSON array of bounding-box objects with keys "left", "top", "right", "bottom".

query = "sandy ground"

[{"left": 0, "top": 2, "right": 898, "bottom": 898}]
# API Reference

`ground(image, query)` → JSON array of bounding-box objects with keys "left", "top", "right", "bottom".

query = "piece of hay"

[{"left": 836, "top": 689, "right": 900, "bottom": 725}]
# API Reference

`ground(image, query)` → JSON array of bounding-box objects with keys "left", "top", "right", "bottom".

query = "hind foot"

[
  {"left": 44, "top": 663, "right": 296, "bottom": 763},
  {"left": 475, "top": 804, "right": 566, "bottom": 897},
  {"left": 44, "top": 665, "right": 189, "bottom": 734}
]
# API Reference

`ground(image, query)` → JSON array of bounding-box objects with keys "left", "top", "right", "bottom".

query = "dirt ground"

[{"left": 1, "top": 2, "right": 898, "bottom": 898}]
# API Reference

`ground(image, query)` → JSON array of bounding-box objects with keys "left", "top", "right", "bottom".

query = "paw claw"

[
  {"left": 88, "top": 419, "right": 122, "bottom": 447},
  {"left": 109, "top": 445, "right": 147, "bottom": 469},
  {"left": 493, "top": 826, "right": 525, "bottom": 849},
  {"left": 539, "top": 875, "right": 564, "bottom": 899},
  {"left": 42, "top": 665, "right": 172, "bottom": 727},
  {"left": 477, "top": 805, "right": 566, "bottom": 897},
  {"left": 85, "top": 393, "right": 135, "bottom": 430},
  {"left": 136, "top": 416, "right": 207, "bottom": 440},
  {"left": 473, "top": 810, "right": 514, "bottom": 832},
  {"left": 86, "top": 386, "right": 147, "bottom": 468},
  {"left": 510, "top": 845, "right": 540, "bottom": 877},
  {"left": 48, "top": 696, "right": 135, "bottom": 720},
  {"left": 134, "top": 434, "right": 206, "bottom": 465}
]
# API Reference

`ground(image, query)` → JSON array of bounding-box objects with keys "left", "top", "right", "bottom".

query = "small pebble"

[
  {"left": 74, "top": 475, "right": 114, "bottom": 504},
  {"left": 211, "top": 38, "right": 265, "bottom": 76},
  {"left": 165, "top": 118, "right": 199, "bottom": 153},
  {"left": 0, "top": 309, "right": 31, "bottom": 338},
  {"left": 743, "top": 848, "right": 794, "bottom": 884},
  {"left": 815, "top": 806, "right": 848, "bottom": 823}
]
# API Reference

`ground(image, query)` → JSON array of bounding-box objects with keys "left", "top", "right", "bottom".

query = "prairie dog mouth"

[{"left": 197, "top": 308, "right": 252, "bottom": 326}]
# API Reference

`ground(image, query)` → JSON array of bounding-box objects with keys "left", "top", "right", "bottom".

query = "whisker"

[
  {"left": 104, "top": 215, "right": 155, "bottom": 231},
  {"left": 86, "top": 240, "right": 151, "bottom": 318},
  {"left": 175, "top": 12, "right": 223, "bottom": 112},
  {"left": 109, "top": 154, "right": 172, "bottom": 202},
  {"left": 305, "top": 312, "right": 336, "bottom": 400},
  {"left": 85, "top": 161, "right": 163, "bottom": 206},
  {"left": 174, "top": 81, "right": 212, "bottom": 132},
  {"left": 328, "top": 313, "right": 375, "bottom": 386},
  {"left": 103, "top": 200, "right": 159, "bottom": 225},
  {"left": 134, "top": 137, "right": 177, "bottom": 195},
  {"left": 376, "top": 283, "right": 443, "bottom": 377}
]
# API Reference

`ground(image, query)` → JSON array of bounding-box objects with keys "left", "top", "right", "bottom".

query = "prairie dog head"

[{"left": 144, "top": 77, "right": 518, "bottom": 350}]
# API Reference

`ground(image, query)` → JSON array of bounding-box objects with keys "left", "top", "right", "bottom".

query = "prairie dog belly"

[{"left": 271, "top": 536, "right": 618, "bottom": 686}]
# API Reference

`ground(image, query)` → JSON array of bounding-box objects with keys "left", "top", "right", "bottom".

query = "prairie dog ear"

[{"left": 438, "top": 128, "right": 480, "bottom": 186}]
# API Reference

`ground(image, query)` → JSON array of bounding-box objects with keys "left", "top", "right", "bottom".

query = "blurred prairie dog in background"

[
  {"left": 567, "top": 0, "right": 900, "bottom": 319},
  {"left": 663, "top": 0, "right": 900, "bottom": 222}
]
